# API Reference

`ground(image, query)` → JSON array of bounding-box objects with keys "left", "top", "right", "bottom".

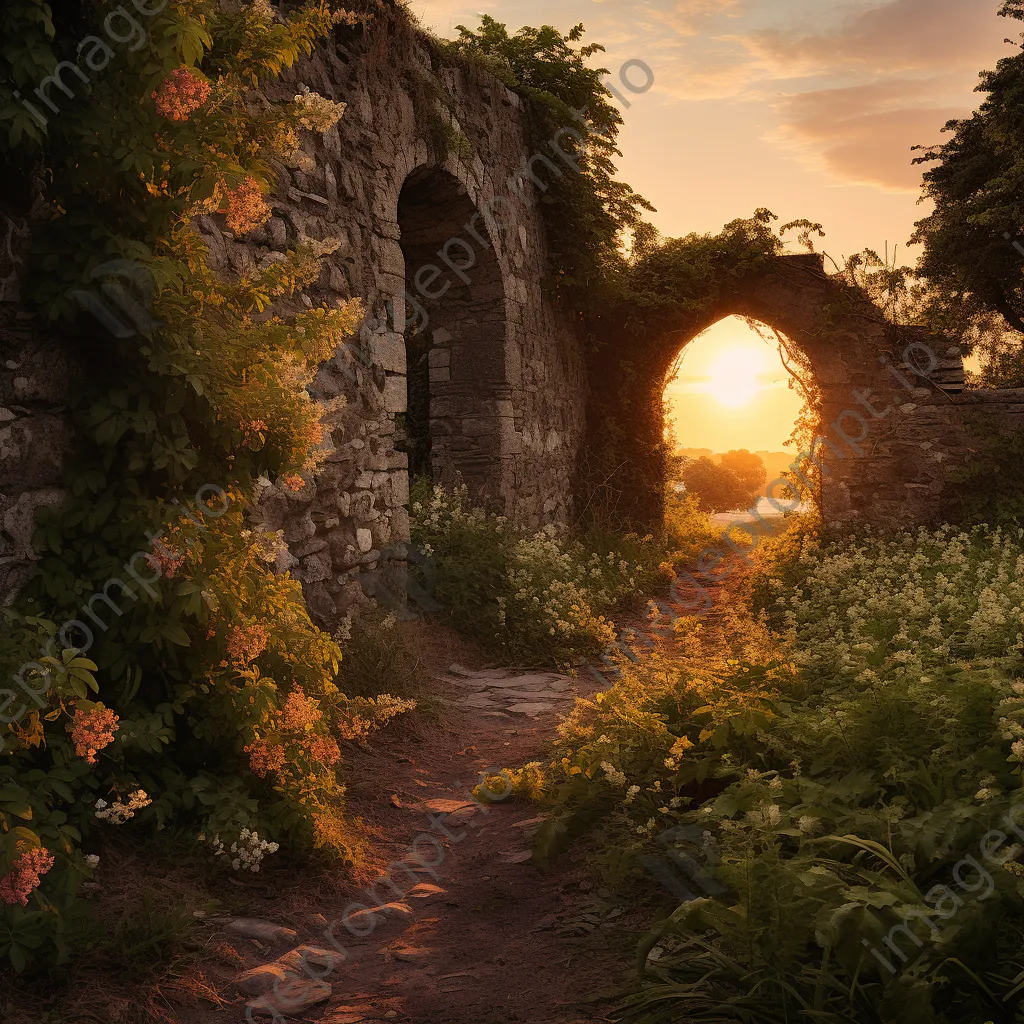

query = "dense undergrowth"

[
  {"left": 0, "top": 0, "right": 415, "bottom": 973},
  {"left": 500, "top": 521, "right": 1024, "bottom": 1023},
  {"left": 409, "top": 481, "right": 682, "bottom": 668}
]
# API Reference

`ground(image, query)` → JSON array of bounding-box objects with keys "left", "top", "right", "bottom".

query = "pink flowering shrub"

[
  {"left": 146, "top": 532, "right": 186, "bottom": 578},
  {"left": 70, "top": 706, "right": 119, "bottom": 764},
  {"left": 226, "top": 621, "right": 271, "bottom": 665},
  {"left": 0, "top": 848, "right": 55, "bottom": 907},
  {"left": 245, "top": 737, "right": 286, "bottom": 778},
  {"left": 222, "top": 177, "right": 271, "bottom": 235},
  {"left": 152, "top": 67, "right": 212, "bottom": 121},
  {"left": 280, "top": 687, "right": 320, "bottom": 731},
  {"left": 243, "top": 684, "right": 394, "bottom": 797}
]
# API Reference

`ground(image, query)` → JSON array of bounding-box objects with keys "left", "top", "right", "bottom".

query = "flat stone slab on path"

[
  {"left": 444, "top": 671, "right": 572, "bottom": 691},
  {"left": 224, "top": 917, "right": 298, "bottom": 946},
  {"left": 441, "top": 668, "right": 578, "bottom": 721},
  {"left": 507, "top": 702, "right": 564, "bottom": 717},
  {"left": 246, "top": 977, "right": 332, "bottom": 1017},
  {"left": 448, "top": 664, "right": 512, "bottom": 679}
]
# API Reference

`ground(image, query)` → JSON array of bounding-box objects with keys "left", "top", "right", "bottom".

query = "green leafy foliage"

[
  {"left": 942, "top": 428, "right": 1024, "bottom": 527},
  {"left": 507, "top": 522, "right": 1024, "bottom": 1022},
  {"left": 913, "top": 4, "right": 1024, "bottom": 337},
  {"left": 410, "top": 480, "right": 664, "bottom": 668},
  {"left": 0, "top": 0, "right": 414, "bottom": 971},
  {"left": 442, "top": 16, "right": 653, "bottom": 302}
]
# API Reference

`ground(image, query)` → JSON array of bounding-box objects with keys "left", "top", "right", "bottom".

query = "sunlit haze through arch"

[{"left": 665, "top": 317, "right": 803, "bottom": 454}]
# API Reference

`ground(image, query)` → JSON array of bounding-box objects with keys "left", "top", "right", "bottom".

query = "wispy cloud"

[
  {"left": 413, "top": 0, "right": 1013, "bottom": 192},
  {"left": 743, "top": 0, "right": 1010, "bottom": 76},
  {"left": 768, "top": 79, "right": 966, "bottom": 191}
]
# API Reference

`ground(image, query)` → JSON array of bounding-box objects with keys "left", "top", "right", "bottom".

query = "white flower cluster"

[
  {"left": 778, "top": 525, "right": 1024, "bottom": 688},
  {"left": 601, "top": 761, "right": 627, "bottom": 787},
  {"left": 745, "top": 801, "right": 782, "bottom": 830},
  {"left": 94, "top": 789, "right": 151, "bottom": 825},
  {"left": 200, "top": 828, "right": 280, "bottom": 872},
  {"left": 413, "top": 484, "right": 647, "bottom": 653},
  {"left": 292, "top": 85, "right": 347, "bottom": 133},
  {"left": 332, "top": 8, "right": 362, "bottom": 26},
  {"left": 750, "top": 524, "right": 1024, "bottom": 782},
  {"left": 248, "top": 0, "right": 276, "bottom": 22}
]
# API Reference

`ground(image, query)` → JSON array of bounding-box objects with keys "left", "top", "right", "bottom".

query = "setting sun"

[
  {"left": 708, "top": 348, "right": 760, "bottom": 407},
  {"left": 664, "top": 317, "right": 802, "bottom": 451}
]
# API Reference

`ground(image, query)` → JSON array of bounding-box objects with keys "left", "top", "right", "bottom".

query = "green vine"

[{"left": 441, "top": 16, "right": 653, "bottom": 305}]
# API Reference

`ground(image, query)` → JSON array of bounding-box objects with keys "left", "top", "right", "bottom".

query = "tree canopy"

[
  {"left": 913, "top": 2, "right": 1024, "bottom": 335},
  {"left": 678, "top": 453, "right": 766, "bottom": 514},
  {"left": 720, "top": 449, "right": 767, "bottom": 496}
]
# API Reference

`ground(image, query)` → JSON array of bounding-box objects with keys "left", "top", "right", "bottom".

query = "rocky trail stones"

[{"left": 438, "top": 665, "right": 578, "bottom": 719}]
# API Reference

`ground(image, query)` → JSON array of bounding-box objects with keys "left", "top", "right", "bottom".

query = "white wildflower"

[{"left": 94, "top": 789, "right": 151, "bottom": 825}]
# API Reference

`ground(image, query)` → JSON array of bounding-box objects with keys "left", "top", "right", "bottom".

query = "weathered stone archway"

[
  {"left": 6, "top": 20, "right": 1024, "bottom": 623},
  {"left": 198, "top": 34, "right": 588, "bottom": 622},
  {"left": 586, "top": 253, "right": 972, "bottom": 531},
  {"left": 395, "top": 164, "right": 511, "bottom": 500}
]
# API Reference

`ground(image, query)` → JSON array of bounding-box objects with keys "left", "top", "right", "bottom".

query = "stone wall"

[
  {"left": 714, "top": 254, "right": 969, "bottom": 530},
  {"left": 5, "top": 31, "right": 1024, "bottom": 618},
  {"left": 190, "top": 34, "right": 589, "bottom": 623},
  {"left": 590, "top": 252, "right": 1021, "bottom": 532},
  {"left": 718, "top": 257, "right": 1024, "bottom": 530}
]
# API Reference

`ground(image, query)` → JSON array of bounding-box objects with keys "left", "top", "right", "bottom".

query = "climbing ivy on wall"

[
  {"left": 441, "top": 16, "right": 654, "bottom": 303},
  {"left": 0, "top": 0, "right": 412, "bottom": 970}
]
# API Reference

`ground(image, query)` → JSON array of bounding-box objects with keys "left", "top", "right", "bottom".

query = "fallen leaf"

[
  {"left": 498, "top": 850, "right": 533, "bottom": 864},
  {"left": 510, "top": 815, "right": 548, "bottom": 829},
  {"left": 407, "top": 883, "right": 445, "bottom": 898}
]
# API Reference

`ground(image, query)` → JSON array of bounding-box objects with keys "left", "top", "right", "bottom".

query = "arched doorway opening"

[
  {"left": 665, "top": 315, "right": 811, "bottom": 530},
  {"left": 582, "top": 253, "right": 968, "bottom": 532},
  {"left": 395, "top": 166, "right": 508, "bottom": 499}
]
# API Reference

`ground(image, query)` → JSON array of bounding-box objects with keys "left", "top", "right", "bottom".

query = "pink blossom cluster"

[
  {"left": 70, "top": 706, "right": 119, "bottom": 764},
  {"left": 0, "top": 848, "right": 55, "bottom": 906},
  {"left": 223, "top": 177, "right": 271, "bottom": 235},
  {"left": 281, "top": 687, "right": 322, "bottom": 731},
  {"left": 307, "top": 733, "right": 341, "bottom": 766},
  {"left": 226, "top": 622, "right": 271, "bottom": 665},
  {"left": 146, "top": 536, "right": 185, "bottom": 578},
  {"left": 245, "top": 737, "right": 286, "bottom": 778},
  {"left": 152, "top": 67, "right": 211, "bottom": 121}
]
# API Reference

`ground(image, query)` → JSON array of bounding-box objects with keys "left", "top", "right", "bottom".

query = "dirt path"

[
  {"left": 195, "top": 655, "right": 641, "bottom": 1024},
  {"left": 192, "top": 578, "right": 747, "bottom": 1024},
  {"left": 4, "top": 576, "right": 746, "bottom": 1024}
]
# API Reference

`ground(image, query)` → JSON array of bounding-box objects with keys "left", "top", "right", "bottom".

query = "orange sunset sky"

[{"left": 412, "top": 0, "right": 1012, "bottom": 451}]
